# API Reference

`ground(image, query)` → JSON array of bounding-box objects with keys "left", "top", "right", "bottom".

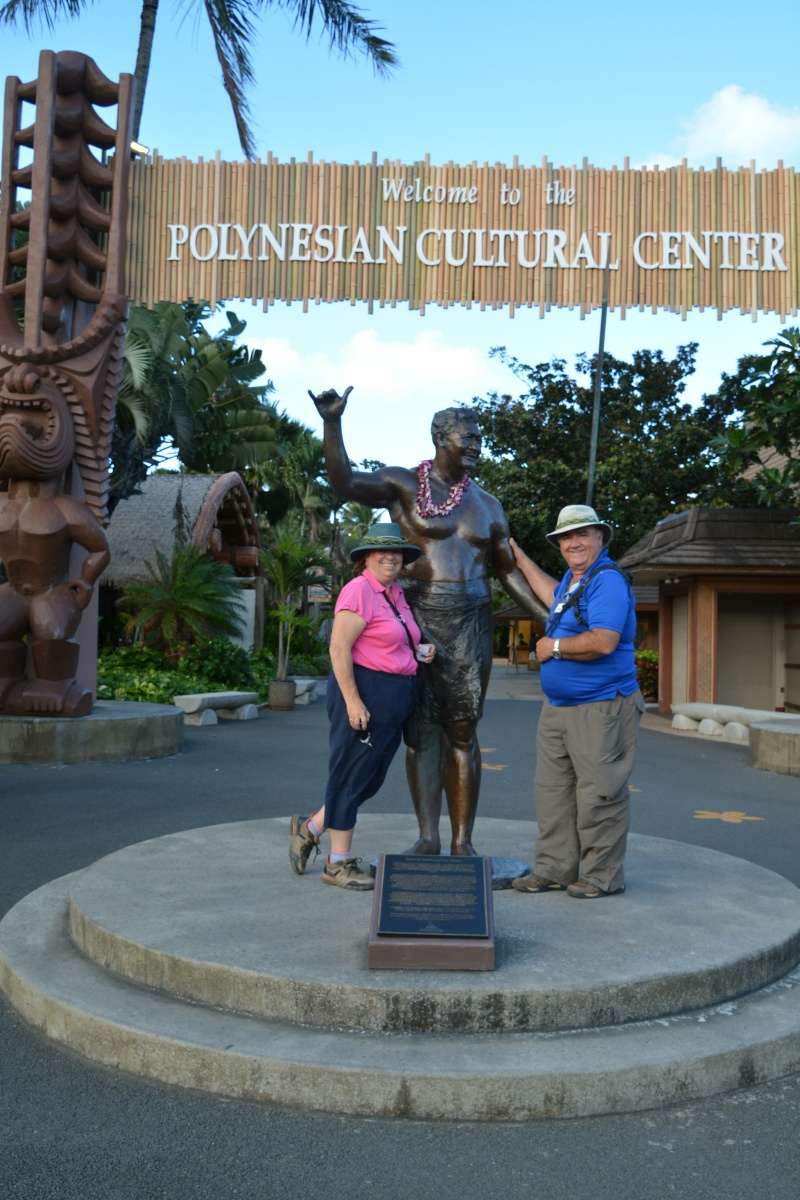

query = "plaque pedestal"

[{"left": 367, "top": 854, "right": 495, "bottom": 971}]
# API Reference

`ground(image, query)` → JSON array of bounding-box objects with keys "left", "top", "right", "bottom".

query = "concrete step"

[
  {"left": 65, "top": 817, "right": 800, "bottom": 1033},
  {"left": 2, "top": 870, "right": 800, "bottom": 1120},
  {"left": 2, "top": 817, "right": 800, "bottom": 1121}
]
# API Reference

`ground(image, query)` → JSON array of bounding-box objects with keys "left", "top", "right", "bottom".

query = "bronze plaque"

[{"left": 376, "top": 854, "right": 489, "bottom": 938}]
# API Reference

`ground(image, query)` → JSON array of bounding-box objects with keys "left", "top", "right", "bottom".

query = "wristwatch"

[{"left": 552, "top": 639, "right": 562, "bottom": 660}]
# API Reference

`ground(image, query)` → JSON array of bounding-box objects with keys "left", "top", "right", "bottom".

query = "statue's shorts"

[{"left": 403, "top": 579, "right": 494, "bottom": 732}]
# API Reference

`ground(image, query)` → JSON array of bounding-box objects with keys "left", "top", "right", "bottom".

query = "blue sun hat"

[{"left": 348, "top": 521, "right": 422, "bottom": 564}]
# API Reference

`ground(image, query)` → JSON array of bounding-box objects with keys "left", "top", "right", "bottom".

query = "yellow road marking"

[
  {"left": 482, "top": 763, "right": 508, "bottom": 771},
  {"left": 694, "top": 810, "right": 765, "bottom": 824}
]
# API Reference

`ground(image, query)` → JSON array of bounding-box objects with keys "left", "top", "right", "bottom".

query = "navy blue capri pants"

[{"left": 324, "top": 664, "right": 417, "bottom": 831}]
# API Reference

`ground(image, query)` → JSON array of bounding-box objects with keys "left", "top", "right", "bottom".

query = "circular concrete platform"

[
  {"left": 66, "top": 816, "right": 800, "bottom": 1034},
  {"left": 0, "top": 700, "right": 184, "bottom": 764},
  {"left": 3, "top": 816, "right": 800, "bottom": 1120}
]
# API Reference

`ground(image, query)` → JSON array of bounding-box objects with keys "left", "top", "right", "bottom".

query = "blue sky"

[{"left": 2, "top": 0, "right": 800, "bottom": 464}]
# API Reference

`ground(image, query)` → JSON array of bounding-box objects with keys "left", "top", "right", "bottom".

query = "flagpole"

[{"left": 586, "top": 262, "right": 610, "bottom": 507}]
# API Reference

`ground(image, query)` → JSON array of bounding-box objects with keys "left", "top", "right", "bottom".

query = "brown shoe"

[
  {"left": 566, "top": 877, "right": 625, "bottom": 899},
  {"left": 322, "top": 856, "right": 375, "bottom": 890},
  {"left": 289, "top": 814, "right": 320, "bottom": 876},
  {"left": 511, "top": 873, "right": 566, "bottom": 894}
]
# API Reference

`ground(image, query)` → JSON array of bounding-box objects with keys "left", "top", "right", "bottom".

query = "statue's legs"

[
  {"left": 0, "top": 585, "right": 30, "bottom": 707},
  {"left": 403, "top": 582, "right": 493, "bottom": 856},
  {"left": 22, "top": 637, "right": 92, "bottom": 715},
  {"left": 404, "top": 722, "right": 446, "bottom": 854},
  {"left": 442, "top": 717, "right": 481, "bottom": 856},
  {"left": 0, "top": 640, "right": 27, "bottom": 707},
  {"left": 14, "top": 588, "right": 92, "bottom": 716},
  {"left": 405, "top": 717, "right": 482, "bottom": 856}
]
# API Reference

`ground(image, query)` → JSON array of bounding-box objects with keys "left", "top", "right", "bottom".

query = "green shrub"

[
  {"left": 96, "top": 662, "right": 210, "bottom": 704},
  {"left": 250, "top": 648, "right": 278, "bottom": 702},
  {"left": 100, "top": 644, "right": 170, "bottom": 671},
  {"left": 96, "top": 638, "right": 327, "bottom": 707},
  {"left": 287, "top": 652, "right": 331, "bottom": 677},
  {"left": 179, "top": 638, "right": 255, "bottom": 690},
  {"left": 634, "top": 650, "right": 658, "bottom": 701}
]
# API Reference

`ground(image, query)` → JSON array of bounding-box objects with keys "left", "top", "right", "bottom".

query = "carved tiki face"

[{"left": 0, "top": 364, "right": 75, "bottom": 482}]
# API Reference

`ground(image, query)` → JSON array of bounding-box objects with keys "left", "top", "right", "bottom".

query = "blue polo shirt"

[{"left": 540, "top": 550, "right": 638, "bottom": 706}]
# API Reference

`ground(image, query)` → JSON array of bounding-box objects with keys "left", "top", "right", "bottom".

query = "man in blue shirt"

[{"left": 509, "top": 505, "right": 645, "bottom": 898}]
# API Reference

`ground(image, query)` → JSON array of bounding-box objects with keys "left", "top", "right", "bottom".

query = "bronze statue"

[
  {"left": 0, "top": 51, "right": 134, "bottom": 715},
  {"left": 310, "top": 386, "right": 547, "bottom": 857}
]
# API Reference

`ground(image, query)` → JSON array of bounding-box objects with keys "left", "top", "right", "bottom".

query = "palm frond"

[
  {"left": 204, "top": 0, "right": 260, "bottom": 158},
  {"left": 0, "top": 0, "right": 92, "bottom": 31},
  {"left": 270, "top": 0, "right": 398, "bottom": 76}
]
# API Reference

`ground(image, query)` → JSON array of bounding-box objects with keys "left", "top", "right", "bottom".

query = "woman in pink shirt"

[{"left": 289, "top": 523, "right": 435, "bottom": 889}]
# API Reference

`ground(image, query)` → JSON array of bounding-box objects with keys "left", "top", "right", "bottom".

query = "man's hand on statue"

[
  {"left": 536, "top": 636, "right": 556, "bottom": 662},
  {"left": 308, "top": 386, "right": 353, "bottom": 421},
  {"left": 509, "top": 537, "right": 530, "bottom": 566}
]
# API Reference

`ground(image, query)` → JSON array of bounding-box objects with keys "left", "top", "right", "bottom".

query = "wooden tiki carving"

[{"left": 0, "top": 51, "right": 134, "bottom": 716}]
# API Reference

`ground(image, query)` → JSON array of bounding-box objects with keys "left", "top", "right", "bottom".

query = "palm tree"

[
  {"left": 121, "top": 544, "right": 246, "bottom": 649},
  {"left": 0, "top": 0, "right": 398, "bottom": 159},
  {"left": 110, "top": 300, "right": 279, "bottom": 504},
  {"left": 261, "top": 524, "right": 328, "bottom": 679}
]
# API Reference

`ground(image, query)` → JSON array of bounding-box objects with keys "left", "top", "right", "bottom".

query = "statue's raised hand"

[{"left": 309, "top": 386, "right": 353, "bottom": 421}]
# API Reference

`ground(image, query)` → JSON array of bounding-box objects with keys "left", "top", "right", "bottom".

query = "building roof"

[
  {"left": 101, "top": 472, "right": 260, "bottom": 588},
  {"left": 617, "top": 507, "right": 800, "bottom": 582}
]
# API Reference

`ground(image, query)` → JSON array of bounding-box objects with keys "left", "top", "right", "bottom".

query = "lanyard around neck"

[{"left": 382, "top": 589, "right": 417, "bottom": 655}]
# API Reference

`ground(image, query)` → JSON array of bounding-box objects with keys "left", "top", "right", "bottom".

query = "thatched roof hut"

[{"left": 101, "top": 472, "right": 261, "bottom": 589}]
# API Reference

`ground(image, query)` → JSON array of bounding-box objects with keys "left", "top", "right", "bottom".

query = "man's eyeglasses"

[{"left": 357, "top": 728, "right": 373, "bottom": 749}]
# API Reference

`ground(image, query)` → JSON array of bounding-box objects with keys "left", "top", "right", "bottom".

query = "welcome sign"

[{"left": 126, "top": 154, "right": 799, "bottom": 319}]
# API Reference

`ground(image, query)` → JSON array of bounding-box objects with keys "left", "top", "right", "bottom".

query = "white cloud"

[
  {"left": 254, "top": 328, "right": 512, "bottom": 466},
  {"left": 643, "top": 84, "right": 800, "bottom": 169}
]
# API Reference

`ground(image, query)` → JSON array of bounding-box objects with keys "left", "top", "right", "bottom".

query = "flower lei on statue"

[{"left": 416, "top": 459, "right": 471, "bottom": 517}]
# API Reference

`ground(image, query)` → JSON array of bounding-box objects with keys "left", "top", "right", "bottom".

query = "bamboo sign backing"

[{"left": 126, "top": 152, "right": 799, "bottom": 319}]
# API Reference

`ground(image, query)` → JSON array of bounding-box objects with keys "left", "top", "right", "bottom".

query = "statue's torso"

[
  {"left": 388, "top": 483, "right": 499, "bottom": 585},
  {"left": 0, "top": 492, "right": 73, "bottom": 589}
]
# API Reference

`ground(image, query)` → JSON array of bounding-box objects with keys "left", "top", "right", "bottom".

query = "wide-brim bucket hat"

[
  {"left": 349, "top": 521, "right": 422, "bottom": 564},
  {"left": 546, "top": 504, "right": 613, "bottom": 547}
]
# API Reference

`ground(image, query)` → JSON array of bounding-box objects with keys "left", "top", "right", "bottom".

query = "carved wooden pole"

[{"left": 0, "top": 52, "right": 134, "bottom": 716}]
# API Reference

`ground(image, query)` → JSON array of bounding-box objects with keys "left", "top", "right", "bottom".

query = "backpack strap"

[{"left": 545, "top": 563, "right": 632, "bottom": 637}]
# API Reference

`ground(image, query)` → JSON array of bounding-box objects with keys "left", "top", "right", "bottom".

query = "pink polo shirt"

[{"left": 335, "top": 570, "right": 421, "bottom": 676}]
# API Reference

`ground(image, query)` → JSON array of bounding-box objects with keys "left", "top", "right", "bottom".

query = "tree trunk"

[{"left": 132, "top": 0, "right": 161, "bottom": 142}]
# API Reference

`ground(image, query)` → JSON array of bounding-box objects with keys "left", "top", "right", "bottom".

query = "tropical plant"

[
  {"left": 111, "top": 301, "right": 278, "bottom": 505},
  {"left": 261, "top": 526, "right": 329, "bottom": 680},
  {"left": 179, "top": 637, "right": 255, "bottom": 689},
  {"left": 120, "top": 544, "right": 246, "bottom": 650},
  {"left": 634, "top": 650, "right": 659, "bottom": 701},
  {"left": 0, "top": 0, "right": 398, "bottom": 159}
]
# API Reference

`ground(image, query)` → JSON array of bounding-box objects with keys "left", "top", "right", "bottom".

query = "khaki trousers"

[{"left": 534, "top": 689, "right": 645, "bottom": 892}]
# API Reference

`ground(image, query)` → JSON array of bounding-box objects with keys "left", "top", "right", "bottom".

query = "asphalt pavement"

[{"left": 1, "top": 672, "right": 799, "bottom": 1200}]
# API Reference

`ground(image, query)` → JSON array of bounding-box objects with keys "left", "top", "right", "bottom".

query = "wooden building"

[
  {"left": 618, "top": 508, "right": 800, "bottom": 714},
  {"left": 100, "top": 472, "right": 263, "bottom": 649}
]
